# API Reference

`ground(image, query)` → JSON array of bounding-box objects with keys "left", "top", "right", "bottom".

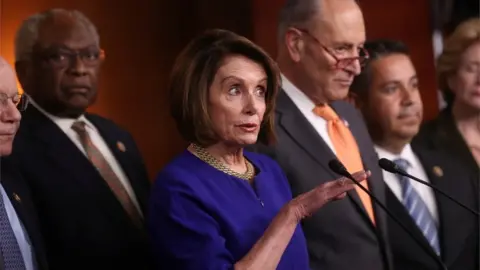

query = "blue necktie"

[
  {"left": 394, "top": 158, "right": 441, "bottom": 256},
  {"left": 0, "top": 191, "right": 26, "bottom": 269}
]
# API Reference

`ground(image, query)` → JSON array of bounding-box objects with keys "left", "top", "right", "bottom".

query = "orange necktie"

[{"left": 313, "top": 105, "right": 376, "bottom": 225}]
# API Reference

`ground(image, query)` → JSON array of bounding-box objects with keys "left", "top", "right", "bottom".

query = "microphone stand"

[
  {"left": 395, "top": 170, "right": 479, "bottom": 216},
  {"left": 329, "top": 165, "right": 448, "bottom": 270},
  {"left": 477, "top": 170, "right": 480, "bottom": 270}
]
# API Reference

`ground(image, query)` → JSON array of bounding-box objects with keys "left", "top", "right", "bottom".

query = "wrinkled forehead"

[
  {"left": 36, "top": 14, "right": 97, "bottom": 50},
  {"left": 0, "top": 63, "right": 19, "bottom": 95}
]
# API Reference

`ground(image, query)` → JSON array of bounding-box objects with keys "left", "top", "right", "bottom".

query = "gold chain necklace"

[{"left": 190, "top": 144, "right": 255, "bottom": 181}]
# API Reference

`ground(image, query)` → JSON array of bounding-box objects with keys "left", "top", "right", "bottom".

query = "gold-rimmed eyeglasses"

[
  {"left": 0, "top": 93, "right": 29, "bottom": 112},
  {"left": 295, "top": 28, "right": 369, "bottom": 69}
]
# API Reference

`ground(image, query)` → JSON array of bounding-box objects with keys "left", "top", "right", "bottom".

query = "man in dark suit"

[
  {"left": 11, "top": 9, "right": 153, "bottom": 269},
  {"left": 250, "top": 0, "right": 392, "bottom": 269},
  {"left": 0, "top": 56, "right": 48, "bottom": 270},
  {"left": 350, "top": 39, "right": 478, "bottom": 270}
]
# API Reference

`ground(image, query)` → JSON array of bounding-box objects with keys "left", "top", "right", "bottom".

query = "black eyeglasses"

[
  {"left": 0, "top": 93, "right": 29, "bottom": 112},
  {"left": 295, "top": 28, "right": 369, "bottom": 69},
  {"left": 35, "top": 48, "right": 105, "bottom": 69}
]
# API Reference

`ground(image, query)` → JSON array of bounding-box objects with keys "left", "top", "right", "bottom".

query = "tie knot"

[
  {"left": 313, "top": 105, "right": 339, "bottom": 121},
  {"left": 71, "top": 121, "right": 87, "bottom": 134},
  {"left": 394, "top": 158, "right": 410, "bottom": 171}
]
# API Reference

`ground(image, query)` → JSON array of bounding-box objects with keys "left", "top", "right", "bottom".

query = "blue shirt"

[
  {"left": 0, "top": 184, "right": 36, "bottom": 270},
  {"left": 148, "top": 150, "right": 309, "bottom": 270}
]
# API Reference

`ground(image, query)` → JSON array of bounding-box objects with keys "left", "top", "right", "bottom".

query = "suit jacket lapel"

[
  {"left": 414, "top": 147, "right": 477, "bottom": 266},
  {"left": 21, "top": 107, "right": 134, "bottom": 227},
  {"left": 276, "top": 91, "right": 337, "bottom": 178},
  {"left": 385, "top": 186, "right": 436, "bottom": 248},
  {"left": 86, "top": 115, "right": 148, "bottom": 214},
  {"left": 0, "top": 163, "right": 45, "bottom": 269},
  {"left": 276, "top": 92, "right": 371, "bottom": 223},
  {"left": 430, "top": 110, "right": 478, "bottom": 176}
]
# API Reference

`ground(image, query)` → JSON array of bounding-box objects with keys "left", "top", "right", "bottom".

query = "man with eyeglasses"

[
  {"left": 0, "top": 56, "right": 49, "bottom": 270},
  {"left": 250, "top": 0, "right": 393, "bottom": 269},
  {"left": 10, "top": 9, "right": 153, "bottom": 270}
]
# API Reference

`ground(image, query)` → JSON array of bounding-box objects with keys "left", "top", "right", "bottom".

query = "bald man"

[
  {"left": 0, "top": 57, "right": 48, "bottom": 270},
  {"left": 250, "top": 0, "right": 393, "bottom": 269}
]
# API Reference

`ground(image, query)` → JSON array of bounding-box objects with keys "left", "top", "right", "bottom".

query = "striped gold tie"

[{"left": 71, "top": 121, "right": 143, "bottom": 228}]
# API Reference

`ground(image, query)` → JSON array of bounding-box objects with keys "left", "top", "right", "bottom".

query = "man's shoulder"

[
  {"left": 331, "top": 100, "right": 363, "bottom": 120},
  {"left": 0, "top": 156, "right": 34, "bottom": 198},
  {"left": 85, "top": 113, "right": 132, "bottom": 137}
]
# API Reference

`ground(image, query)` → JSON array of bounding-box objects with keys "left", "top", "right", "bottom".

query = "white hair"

[{"left": 14, "top": 8, "right": 100, "bottom": 62}]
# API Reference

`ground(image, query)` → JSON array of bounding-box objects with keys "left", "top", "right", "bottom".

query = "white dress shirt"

[
  {"left": 29, "top": 99, "right": 142, "bottom": 216},
  {"left": 375, "top": 144, "right": 439, "bottom": 223},
  {"left": 281, "top": 74, "right": 337, "bottom": 155},
  {"left": 0, "top": 184, "right": 36, "bottom": 270}
]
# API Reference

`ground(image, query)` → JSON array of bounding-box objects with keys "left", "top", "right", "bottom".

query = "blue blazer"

[{"left": 148, "top": 149, "right": 310, "bottom": 270}]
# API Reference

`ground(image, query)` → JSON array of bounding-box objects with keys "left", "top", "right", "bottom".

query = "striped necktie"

[
  {"left": 394, "top": 158, "right": 441, "bottom": 255},
  {"left": 0, "top": 190, "right": 26, "bottom": 269},
  {"left": 71, "top": 121, "right": 143, "bottom": 229}
]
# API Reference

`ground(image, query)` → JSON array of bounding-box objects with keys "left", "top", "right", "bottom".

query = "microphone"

[
  {"left": 328, "top": 159, "right": 448, "bottom": 270},
  {"left": 378, "top": 158, "right": 479, "bottom": 217}
]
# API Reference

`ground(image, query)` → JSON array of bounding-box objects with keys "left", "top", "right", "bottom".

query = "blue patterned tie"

[
  {"left": 0, "top": 191, "right": 26, "bottom": 269},
  {"left": 394, "top": 158, "right": 441, "bottom": 256}
]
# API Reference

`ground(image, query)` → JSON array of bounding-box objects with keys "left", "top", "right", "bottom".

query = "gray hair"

[
  {"left": 14, "top": 8, "right": 100, "bottom": 62},
  {"left": 277, "top": 0, "right": 320, "bottom": 42},
  {"left": 277, "top": 0, "right": 360, "bottom": 42}
]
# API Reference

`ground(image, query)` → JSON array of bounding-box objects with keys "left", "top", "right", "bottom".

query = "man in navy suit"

[
  {"left": 11, "top": 9, "right": 153, "bottom": 270},
  {"left": 0, "top": 56, "right": 48, "bottom": 270},
  {"left": 350, "top": 39, "right": 478, "bottom": 270}
]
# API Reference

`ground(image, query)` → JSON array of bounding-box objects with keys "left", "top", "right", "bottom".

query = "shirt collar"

[
  {"left": 28, "top": 96, "right": 93, "bottom": 130},
  {"left": 374, "top": 143, "right": 416, "bottom": 166},
  {"left": 281, "top": 74, "right": 316, "bottom": 111}
]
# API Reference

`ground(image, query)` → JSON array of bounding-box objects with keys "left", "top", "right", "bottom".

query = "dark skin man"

[{"left": 12, "top": 9, "right": 153, "bottom": 270}]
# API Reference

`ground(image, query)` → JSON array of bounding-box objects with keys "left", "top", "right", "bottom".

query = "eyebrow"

[
  {"left": 220, "top": 75, "right": 268, "bottom": 84},
  {"left": 45, "top": 43, "right": 98, "bottom": 51},
  {"left": 0, "top": 90, "right": 19, "bottom": 97},
  {"left": 330, "top": 42, "right": 364, "bottom": 48},
  {"left": 379, "top": 75, "right": 418, "bottom": 87},
  {"left": 220, "top": 75, "right": 240, "bottom": 83},
  {"left": 465, "top": 60, "right": 480, "bottom": 65}
]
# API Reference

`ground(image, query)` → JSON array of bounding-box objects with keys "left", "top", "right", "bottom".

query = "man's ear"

[{"left": 284, "top": 28, "right": 304, "bottom": 63}]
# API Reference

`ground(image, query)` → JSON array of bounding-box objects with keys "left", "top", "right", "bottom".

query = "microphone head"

[
  {"left": 378, "top": 158, "right": 400, "bottom": 173},
  {"left": 328, "top": 159, "right": 351, "bottom": 177}
]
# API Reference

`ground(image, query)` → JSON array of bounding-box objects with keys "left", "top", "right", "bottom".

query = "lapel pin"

[
  {"left": 117, "top": 141, "right": 126, "bottom": 152},
  {"left": 13, "top": 193, "right": 21, "bottom": 203},
  {"left": 432, "top": 166, "right": 443, "bottom": 177}
]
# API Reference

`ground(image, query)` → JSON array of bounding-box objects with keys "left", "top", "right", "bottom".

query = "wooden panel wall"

[
  {"left": 1, "top": 0, "right": 191, "bottom": 179},
  {"left": 359, "top": 0, "right": 439, "bottom": 120},
  {"left": 0, "top": 0, "right": 438, "bottom": 178}
]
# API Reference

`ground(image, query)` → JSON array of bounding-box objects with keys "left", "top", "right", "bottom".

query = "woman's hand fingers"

[
  {"left": 289, "top": 170, "right": 371, "bottom": 221},
  {"left": 351, "top": 170, "right": 371, "bottom": 181}
]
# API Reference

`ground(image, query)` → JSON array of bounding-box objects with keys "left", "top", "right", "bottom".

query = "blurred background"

[{"left": 1, "top": 0, "right": 478, "bottom": 178}]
